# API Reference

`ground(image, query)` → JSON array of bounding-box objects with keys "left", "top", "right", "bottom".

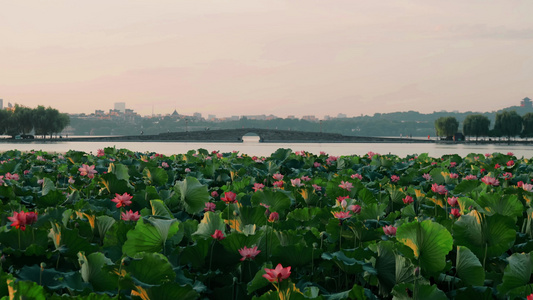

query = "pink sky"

[{"left": 1, "top": 1, "right": 532, "bottom": 118}]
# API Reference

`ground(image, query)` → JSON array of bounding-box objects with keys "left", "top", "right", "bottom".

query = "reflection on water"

[{"left": 0, "top": 136, "right": 531, "bottom": 158}]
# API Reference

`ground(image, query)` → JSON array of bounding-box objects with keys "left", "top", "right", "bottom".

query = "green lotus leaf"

[
  {"left": 272, "top": 243, "right": 321, "bottom": 268},
  {"left": 107, "top": 163, "right": 130, "bottom": 181},
  {"left": 359, "top": 203, "right": 386, "bottom": 221},
  {"left": 174, "top": 176, "right": 210, "bottom": 215},
  {"left": 453, "top": 179, "right": 480, "bottom": 195},
  {"left": 122, "top": 217, "right": 179, "bottom": 257},
  {"left": 39, "top": 189, "right": 66, "bottom": 207},
  {"left": 17, "top": 265, "right": 89, "bottom": 292},
  {"left": 457, "top": 197, "right": 482, "bottom": 214},
  {"left": 42, "top": 177, "right": 56, "bottom": 195},
  {"left": 132, "top": 282, "right": 199, "bottom": 300},
  {"left": 100, "top": 173, "right": 134, "bottom": 195},
  {"left": 396, "top": 219, "right": 453, "bottom": 273},
  {"left": 358, "top": 188, "right": 378, "bottom": 205},
  {"left": 392, "top": 283, "right": 447, "bottom": 300},
  {"left": 497, "top": 252, "right": 533, "bottom": 295},
  {"left": 220, "top": 231, "right": 264, "bottom": 255},
  {"left": 477, "top": 193, "right": 523, "bottom": 220},
  {"left": 143, "top": 167, "right": 168, "bottom": 186},
  {"left": 456, "top": 246, "right": 485, "bottom": 286},
  {"left": 193, "top": 212, "right": 225, "bottom": 240},
  {"left": 453, "top": 211, "right": 516, "bottom": 262},
  {"left": 251, "top": 190, "right": 291, "bottom": 214},
  {"left": 126, "top": 252, "right": 176, "bottom": 287},
  {"left": 287, "top": 207, "right": 322, "bottom": 222},
  {"left": 5, "top": 276, "right": 47, "bottom": 300},
  {"left": 180, "top": 238, "right": 210, "bottom": 268},
  {"left": 454, "top": 286, "right": 494, "bottom": 300},
  {"left": 237, "top": 206, "right": 268, "bottom": 228},
  {"left": 395, "top": 255, "right": 415, "bottom": 284},
  {"left": 368, "top": 241, "right": 396, "bottom": 297},
  {"left": 150, "top": 199, "right": 173, "bottom": 218},
  {"left": 428, "top": 168, "right": 446, "bottom": 185},
  {"left": 48, "top": 223, "right": 98, "bottom": 256},
  {"left": 78, "top": 252, "right": 117, "bottom": 292},
  {"left": 95, "top": 215, "right": 115, "bottom": 242},
  {"left": 321, "top": 251, "right": 376, "bottom": 275}
]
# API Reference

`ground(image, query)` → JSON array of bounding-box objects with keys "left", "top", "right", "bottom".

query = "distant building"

[
  {"left": 337, "top": 113, "right": 347, "bottom": 119},
  {"left": 302, "top": 115, "right": 319, "bottom": 122},
  {"left": 193, "top": 112, "right": 202, "bottom": 119},
  {"left": 0, "top": 99, "right": 3, "bottom": 110},
  {"left": 521, "top": 97, "right": 532, "bottom": 108},
  {"left": 114, "top": 102, "right": 126, "bottom": 113},
  {"left": 207, "top": 114, "right": 216, "bottom": 121}
]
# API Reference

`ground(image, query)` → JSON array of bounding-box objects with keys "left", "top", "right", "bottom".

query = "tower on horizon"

[
  {"left": 521, "top": 97, "right": 532, "bottom": 108},
  {"left": 114, "top": 102, "right": 126, "bottom": 113},
  {"left": 0, "top": 99, "right": 3, "bottom": 110}
]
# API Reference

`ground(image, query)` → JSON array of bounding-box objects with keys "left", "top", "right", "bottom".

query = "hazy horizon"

[{"left": 1, "top": 1, "right": 532, "bottom": 118}]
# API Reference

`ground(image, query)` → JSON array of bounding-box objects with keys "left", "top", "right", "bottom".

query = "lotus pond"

[{"left": 1, "top": 148, "right": 533, "bottom": 299}]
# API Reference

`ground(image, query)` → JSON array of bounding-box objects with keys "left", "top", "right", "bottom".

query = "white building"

[{"left": 114, "top": 102, "right": 126, "bottom": 113}]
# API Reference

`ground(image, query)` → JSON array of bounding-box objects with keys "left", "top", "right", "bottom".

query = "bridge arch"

[{"left": 241, "top": 131, "right": 263, "bottom": 142}]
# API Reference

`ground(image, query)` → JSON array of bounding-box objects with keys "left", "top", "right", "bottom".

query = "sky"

[{"left": 1, "top": 1, "right": 532, "bottom": 118}]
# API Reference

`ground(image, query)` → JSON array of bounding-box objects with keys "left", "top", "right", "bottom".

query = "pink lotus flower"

[
  {"left": 300, "top": 175, "right": 311, "bottom": 182},
  {"left": 481, "top": 176, "right": 500, "bottom": 186},
  {"left": 79, "top": 164, "right": 98, "bottom": 179},
  {"left": 351, "top": 173, "right": 363, "bottom": 180},
  {"left": 507, "top": 152, "right": 514, "bottom": 156},
  {"left": 291, "top": 178, "right": 304, "bottom": 187},
  {"left": 211, "top": 229, "right": 225, "bottom": 241},
  {"left": 272, "top": 181, "right": 284, "bottom": 188},
  {"left": 402, "top": 195, "right": 413, "bottom": 205},
  {"left": 348, "top": 204, "right": 361, "bottom": 214},
  {"left": 263, "top": 264, "right": 291, "bottom": 283},
  {"left": 111, "top": 192, "right": 133, "bottom": 208},
  {"left": 431, "top": 162, "right": 437, "bottom": 165},
  {"left": 449, "top": 173, "right": 459, "bottom": 179},
  {"left": 507, "top": 160, "right": 514, "bottom": 167},
  {"left": 4, "top": 173, "right": 19, "bottom": 181},
  {"left": 391, "top": 175, "right": 400, "bottom": 183},
  {"left": 121, "top": 210, "right": 140, "bottom": 221},
  {"left": 253, "top": 183, "right": 265, "bottom": 192},
  {"left": 367, "top": 151, "right": 378, "bottom": 158},
  {"left": 383, "top": 225, "right": 397, "bottom": 236},
  {"left": 161, "top": 162, "right": 169, "bottom": 168},
  {"left": 450, "top": 208, "right": 461, "bottom": 218},
  {"left": 268, "top": 212, "right": 279, "bottom": 222},
  {"left": 37, "top": 179, "right": 44, "bottom": 185},
  {"left": 338, "top": 181, "right": 353, "bottom": 191},
  {"left": 185, "top": 168, "right": 191, "bottom": 173},
  {"left": 221, "top": 191, "right": 237, "bottom": 204},
  {"left": 211, "top": 191, "right": 219, "bottom": 198},
  {"left": 494, "top": 164, "right": 501, "bottom": 169},
  {"left": 422, "top": 173, "right": 432, "bottom": 181},
  {"left": 204, "top": 202, "right": 216, "bottom": 212},
  {"left": 97, "top": 149, "right": 105, "bottom": 157},
  {"left": 447, "top": 197, "right": 458, "bottom": 207},
  {"left": 522, "top": 183, "right": 533, "bottom": 192},
  {"left": 8, "top": 211, "right": 38, "bottom": 231},
  {"left": 450, "top": 162, "right": 457, "bottom": 167},
  {"left": 24, "top": 170, "right": 30, "bottom": 175},
  {"left": 312, "top": 184, "right": 322, "bottom": 191},
  {"left": 485, "top": 153, "right": 491, "bottom": 158},
  {"left": 239, "top": 245, "right": 261, "bottom": 261},
  {"left": 464, "top": 174, "right": 477, "bottom": 180},
  {"left": 332, "top": 211, "right": 352, "bottom": 220},
  {"left": 313, "top": 162, "right": 321, "bottom": 168},
  {"left": 431, "top": 183, "right": 447, "bottom": 195},
  {"left": 502, "top": 172, "right": 513, "bottom": 180},
  {"left": 272, "top": 173, "right": 284, "bottom": 181}
]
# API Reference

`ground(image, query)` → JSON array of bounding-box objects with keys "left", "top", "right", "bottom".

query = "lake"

[{"left": 0, "top": 136, "right": 531, "bottom": 158}]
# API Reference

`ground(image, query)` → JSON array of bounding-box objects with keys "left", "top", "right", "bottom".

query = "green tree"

[
  {"left": 521, "top": 112, "right": 533, "bottom": 139},
  {"left": 494, "top": 110, "right": 522, "bottom": 141},
  {"left": 32, "top": 106, "right": 48, "bottom": 138},
  {"left": 434, "top": 116, "right": 459, "bottom": 138},
  {"left": 463, "top": 114, "right": 490, "bottom": 141}
]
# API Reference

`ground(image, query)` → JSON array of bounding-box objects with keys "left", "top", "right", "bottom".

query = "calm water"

[{"left": 0, "top": 136, "right": 531, "bottom": 158}]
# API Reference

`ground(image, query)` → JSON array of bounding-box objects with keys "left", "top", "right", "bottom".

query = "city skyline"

[{"left": 1, "top": 1, "right": 532, "bottom": 117}]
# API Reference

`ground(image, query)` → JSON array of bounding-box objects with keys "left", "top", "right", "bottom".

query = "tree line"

[
  {"left": 0, "top": 105, "right": 70, "bottom": 138},
  {"left": 434, "top": 110, "right": 533, "bottom": 141}
]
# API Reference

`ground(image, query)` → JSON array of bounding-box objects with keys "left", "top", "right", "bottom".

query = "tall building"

[
  {"left": 114, "top": 102, "right": 126, "bottom": 113},
  {"left": 0, "top": 99, "right": 3, "bottom": 110}
]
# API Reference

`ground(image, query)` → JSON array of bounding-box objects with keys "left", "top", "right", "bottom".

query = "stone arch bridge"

[{"left": 74, "top": 128, "right": 430, "bottom": 143}]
